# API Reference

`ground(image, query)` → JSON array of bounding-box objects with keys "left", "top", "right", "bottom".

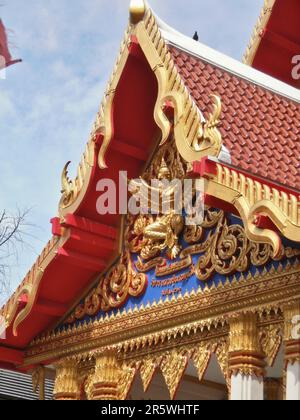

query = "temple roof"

[
  {"left": 1, "top": 1, "right": 299, "bottom": 371},
  {"left": 158, "top": 15, "right": 300, "bottom": 192}
]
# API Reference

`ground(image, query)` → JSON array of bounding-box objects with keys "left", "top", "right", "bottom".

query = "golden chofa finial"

[{"left": 130, "top": 0, "right": 146, "bottom": 24}]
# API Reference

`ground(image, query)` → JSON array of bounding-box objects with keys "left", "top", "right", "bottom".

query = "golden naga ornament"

[
  {"left": 192, "top": 95, "right": 222, "bottom": 153},
  {"left": 60, "top": 161, "right": 75, "bottom": 208}
]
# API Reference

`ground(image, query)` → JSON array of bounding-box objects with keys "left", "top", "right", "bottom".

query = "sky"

[{"left": 0, "top": 0, "right": 264, "bottom": 301}]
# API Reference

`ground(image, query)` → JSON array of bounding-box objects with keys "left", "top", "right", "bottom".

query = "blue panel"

[{"left": 56, "top": 213, "right": 299, "bottom": 333}]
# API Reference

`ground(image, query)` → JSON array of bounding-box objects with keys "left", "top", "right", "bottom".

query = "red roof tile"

[{"left": 169, "top": 46, "right": 300, "bottom": 192}]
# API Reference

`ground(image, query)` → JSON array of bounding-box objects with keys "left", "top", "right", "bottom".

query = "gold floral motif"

[
  {"left": 160, "top": 350, "right": 188, "bottom": 400},
  {"left": 66, "top": 252, "right": 147, "bottom": 324},
  {"left": 131, "top": 208, "right": 278, "bottom": 283},
  {"left": 215, "top": 339, "right": 230, "bottom": 388},
  {"left": 183, "top": 225, "right": 204, "bottom": 244},
  {"left": 259, "top": 325, "right": 283, "bottom": 367},
  {"left": 119, "top": 362, "right": 138, "bottom": 400},
  {"left": 191, "top": 343, "right": 212, "bottom": 381},
  {"left": 140, "top": 356, "right": 162, "bottom": 393}
]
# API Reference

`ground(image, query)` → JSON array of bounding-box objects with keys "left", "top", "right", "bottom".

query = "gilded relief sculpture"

[{"left": 130, "top": 158, "right": 184, "bottom": 260}]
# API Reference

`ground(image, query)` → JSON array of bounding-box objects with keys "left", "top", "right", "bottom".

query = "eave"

[{"left": 244, "top": 0, "right": 300, "bottom": 88}]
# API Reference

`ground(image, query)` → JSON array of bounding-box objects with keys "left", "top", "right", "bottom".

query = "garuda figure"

[{"left": 130, "top": 159, "right": 184, "bottom": 260}]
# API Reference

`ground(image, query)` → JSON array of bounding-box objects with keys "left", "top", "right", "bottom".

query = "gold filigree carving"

[
  {"left": 191, "top": 343, "right": 212, "bottom": 381},
  {"left": 54, "top": 360, "right": 80, "bottom": 401},
  {"left": 25, "top": 259, "right": 300, "bottom": 367},
  {"left": 160, "top": 350, "right": 188, "bottom": 400},
  {"left": 155, "top": 256, "right": 192, "bottom": 277},
  {"left": 130, "top": 158, "right": 184, "bottom": 260},
  {"left": 130, "top": 207, "right": 285, "bottom": 284},
  {"left": 31, "top": 366, "right": 45, "bottom": 401},
  {"left": 66, "top": 252, "right": 147, "bottom": 324},
  {"left": 119, "top": 362, "right": 140, "bottom": 400},
  {"left": 205, "top": 163, "right": 300, "bottom": 254},
  {"left": 215, "top": 339, "right": 230, "bottom": 383},
  {"left": 91, "top": 351, "right": 122, "bottom": 400},
  {"left": 140, "top": 356, "right": 162, "bottom": 393},
  {"left": 229, "top": 313, "right": 265, "bottom": 378},
  {"left": 259, "top": 325, "right": 282, "bottom": 367}
]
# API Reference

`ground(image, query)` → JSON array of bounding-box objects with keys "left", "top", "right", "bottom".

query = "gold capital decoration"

[
  {"left": 91, "top": 350, "right": 122, "bottom": 400},
  {"left": 229, "top": 313, "right": 265, "bottom": 377},
  {"left": 53, "top": 359, "right": 80, "bottom": 401},
  {"left": 283, "top": 301, "right": 300, "bottom": 365},
  {"left": 130, "top": 0, "right": 146, "bottom": 24}
]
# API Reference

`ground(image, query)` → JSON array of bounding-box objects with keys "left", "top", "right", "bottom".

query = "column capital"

[
  {"left": 229, "top": 313, "right": 265, "bottom": 377},
  {"left": 91, "top": 350, "right": 122, "bottom": 400},
  {"left": 53, "top": 358, "right": 80, "bottom": 400}
]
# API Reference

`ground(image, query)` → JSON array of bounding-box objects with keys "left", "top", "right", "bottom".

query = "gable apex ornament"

[{"left": 130, "top": 0, "right": 146, "bottom": 24}]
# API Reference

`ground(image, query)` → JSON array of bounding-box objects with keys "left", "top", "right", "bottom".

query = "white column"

[
  {"left": 286, "top": 362, "right": 300, "bottom": 401},
  {"left": 231, "top": 374, "right": 264, "bottom": 401},
  {"left": 284, "top": 301, "right": 300, "bottom": 401}
]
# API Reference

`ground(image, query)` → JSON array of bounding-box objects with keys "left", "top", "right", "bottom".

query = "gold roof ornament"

[{"left": 130, "top": 0, "right": 146, "bottom": 24}]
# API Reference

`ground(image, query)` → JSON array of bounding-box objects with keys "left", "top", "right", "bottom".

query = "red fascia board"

[
  {"left": 57, "top": 248, "right": 106, "bottom": 272},
  {"left": 19, "top": 295, "right": 67, "bottom": 318},
  {"left": 0, "top": 347, "right": 24, "bottom": 365},
  {"left": 263, "top": 28, "right": 300, "bottom": 55},
  {"left": 62, "top": 214, "right": 117, "bottom": 240}
]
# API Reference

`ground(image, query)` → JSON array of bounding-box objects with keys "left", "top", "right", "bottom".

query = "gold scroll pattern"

[
  {"left": 66, "top": 252, "right": 147, "bottom": 324},
  {"left": 128, "top": 208, "right": 300, "bottom": 282},
  {"left": 67, "top": 208, "right": 300, "bottom": 325}
]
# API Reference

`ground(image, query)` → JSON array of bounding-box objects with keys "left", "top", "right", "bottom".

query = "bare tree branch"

[{"left": 0, "top": 208, "right": 32, "bottom": 302}]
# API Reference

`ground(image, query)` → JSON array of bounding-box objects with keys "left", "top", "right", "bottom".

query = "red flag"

[{"left": 0, "top": 19, "right": 22, "bottom": 69}]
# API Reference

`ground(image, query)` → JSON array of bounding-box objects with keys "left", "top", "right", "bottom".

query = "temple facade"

[{"left": 0, "top": 0, "right": 299, "bottom": 401}]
